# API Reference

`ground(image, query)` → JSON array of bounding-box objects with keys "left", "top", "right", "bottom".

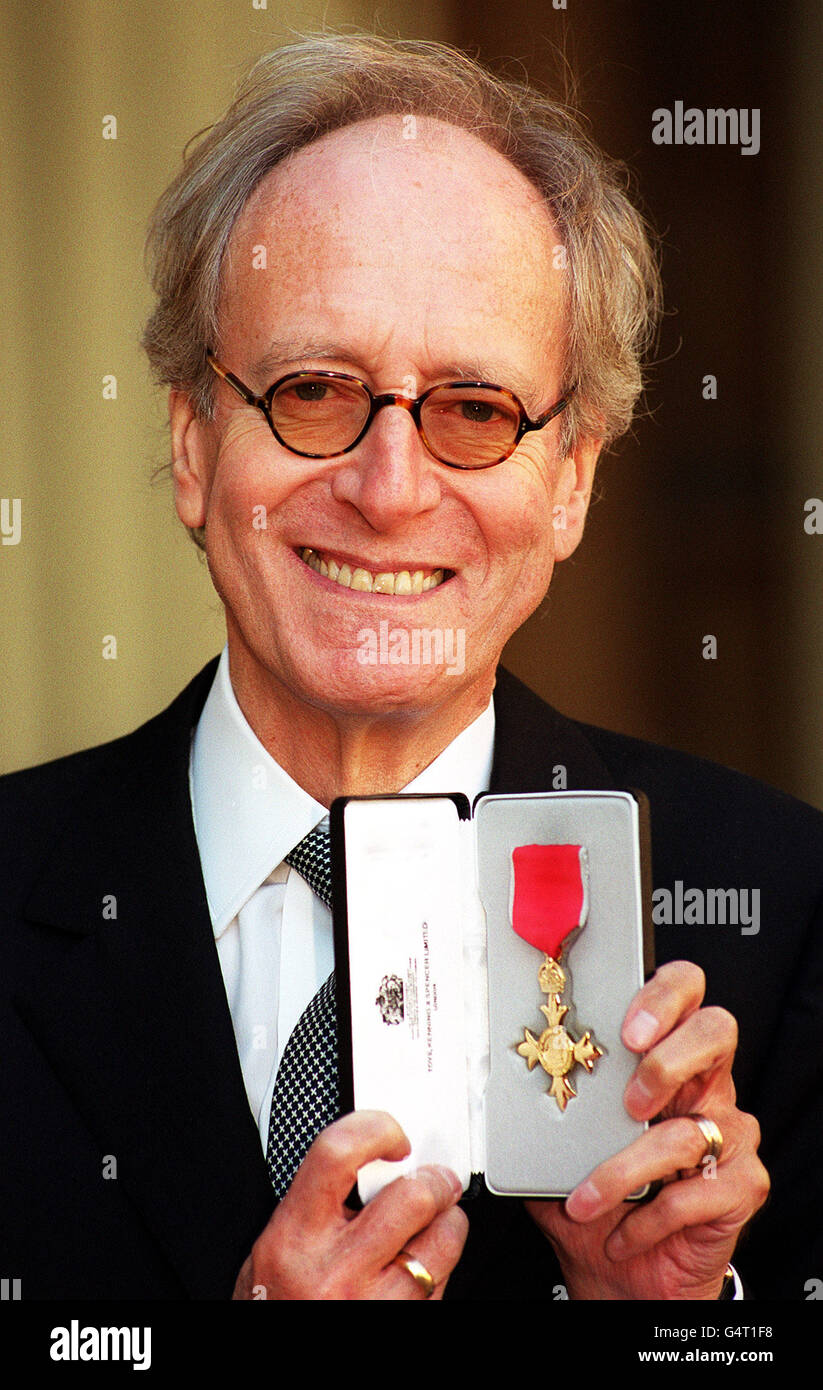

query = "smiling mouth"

[{"left": 298, "top": 547, "right": 448, "bottom": 594}]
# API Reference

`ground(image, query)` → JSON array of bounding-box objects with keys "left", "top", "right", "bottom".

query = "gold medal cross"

[{"left": 517, "top": 954, "right": 603, "bottom": 1111}]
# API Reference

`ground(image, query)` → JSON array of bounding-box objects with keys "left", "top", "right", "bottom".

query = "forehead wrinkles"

[{"left": 222, "top": 117, "right": 564, "bottom": 361}]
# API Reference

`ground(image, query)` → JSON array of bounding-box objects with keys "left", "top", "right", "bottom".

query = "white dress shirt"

[{"left": 190, "top": 646, "right": 495, "bottom": 1152}]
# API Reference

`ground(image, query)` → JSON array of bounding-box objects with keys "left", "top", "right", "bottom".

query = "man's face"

[{"left": 172, "top": 116, "right": 599, "bottom": 720}]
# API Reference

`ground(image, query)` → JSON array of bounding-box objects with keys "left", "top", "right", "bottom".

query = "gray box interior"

[{"left": 475, "top": 792, "right": 648, "bottom": 1195}]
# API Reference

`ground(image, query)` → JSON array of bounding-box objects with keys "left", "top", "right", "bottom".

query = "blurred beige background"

[{"left": 2, "top": 0, "right": 822, "bottom": 808}]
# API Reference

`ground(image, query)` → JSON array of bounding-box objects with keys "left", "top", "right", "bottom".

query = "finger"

[
  {"left": 377, "top": 1204, "right": 469, "bottom": 1301},
  {"left": 622, "top": 960, "right": 706, "bottom": 1053},
  {"left": 565, "top": 1112, "right": 742, "bottom": 1221},
  {"left": 603, "top": 1150, "right": 770, "bottom": 1263},
  {"left": 623, "top": 1006, "right": 738, "bottom": 1120},
  {"left": 347, "top": 1163, "right": 465, "bottom": 1270},
  {"left": 287, "top": 1110, "right": 411, "bottom": 1230}
]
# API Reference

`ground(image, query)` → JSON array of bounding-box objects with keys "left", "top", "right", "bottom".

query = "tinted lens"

[
  {"left": 270, "top": 374, "right": 371, "bottom": 456},
  {"left": 420, "top": 385, "right": 521, "bottom": 466}
]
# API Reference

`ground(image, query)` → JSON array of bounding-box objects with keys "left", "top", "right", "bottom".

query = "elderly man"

[{"left": 1, "top": 35, "right": 820, "bottom": 1303}]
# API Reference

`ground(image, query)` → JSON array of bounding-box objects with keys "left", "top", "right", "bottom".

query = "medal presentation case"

[{"left": 330, "top": 790, "right": 653, "bottom": 1201}]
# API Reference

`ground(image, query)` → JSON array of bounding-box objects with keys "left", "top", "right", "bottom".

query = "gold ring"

[
  {"left": 687, "top": 1113, "right": 724, "bottom": 1164},
  {"left": 395, "top": 1249, "right": 435, "bottom": 1298}
]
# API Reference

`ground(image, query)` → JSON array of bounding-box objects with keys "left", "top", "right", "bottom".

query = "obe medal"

[{"left": 512, "top": 843, "right": 603, "bottom": 1111}]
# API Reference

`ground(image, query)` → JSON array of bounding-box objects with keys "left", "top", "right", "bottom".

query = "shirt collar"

[{"left": 191, "top": 646, "right": 495, "bottom": 937}]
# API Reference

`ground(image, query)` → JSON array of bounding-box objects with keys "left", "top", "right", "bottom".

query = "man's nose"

[{"left": 329, "top": 401, "right": 442, "bottom": 529}]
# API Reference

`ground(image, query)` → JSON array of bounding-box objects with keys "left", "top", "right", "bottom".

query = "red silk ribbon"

[{"left": 511, "top": 844, "right": 588, "bottom": 959}]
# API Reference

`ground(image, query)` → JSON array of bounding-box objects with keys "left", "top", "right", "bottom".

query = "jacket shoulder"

[
  {"left": 576, "top": 717, "right": 823, "bottom": 844},
  {"left": 495, "top": 665, "right": 823, "bottom": 836},
  {"left": 0, "top": 659, "right": 219, "bottom": 882}
]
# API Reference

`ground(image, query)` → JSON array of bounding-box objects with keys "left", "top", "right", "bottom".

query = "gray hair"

[{"left": 143, "top": 33, "right": 661, "bottom": 529}]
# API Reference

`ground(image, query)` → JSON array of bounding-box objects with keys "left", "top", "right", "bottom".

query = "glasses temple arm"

[
  {"left": 532, "top": 380, "right": 578, "bottom": 429},
  {"left": 206, "top": 351, "right": 260, "bottom": 408}
]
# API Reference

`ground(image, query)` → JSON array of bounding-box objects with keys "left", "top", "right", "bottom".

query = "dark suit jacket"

[{"left": 1, "top": 661, "right": 821, "bottom": 1299}]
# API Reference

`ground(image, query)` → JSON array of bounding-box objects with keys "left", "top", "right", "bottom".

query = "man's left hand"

[{"left": 525, "top": 960, "right": 770, "bottom": 1300}]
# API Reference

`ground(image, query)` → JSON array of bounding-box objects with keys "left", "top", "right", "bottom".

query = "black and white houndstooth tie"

[{"left": 266, "top": 822, "right": 339, "bottom": 1199}]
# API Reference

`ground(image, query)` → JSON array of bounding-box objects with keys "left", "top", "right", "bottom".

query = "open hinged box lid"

[{"left": 330, "top": 790, "right": 654, "bottom": 1202}]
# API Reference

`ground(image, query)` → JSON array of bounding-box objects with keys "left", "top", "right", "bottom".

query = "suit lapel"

[
  {"left": 17, "top": 661, "right": 275, "bottom": 1298},
  {"left": 490, "top": 667, "right": 619, "bottom": 793}
]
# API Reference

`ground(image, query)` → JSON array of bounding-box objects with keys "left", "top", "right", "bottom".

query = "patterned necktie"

[{"left": 266, "top": 822, "right": 339, "bottom": 1199}]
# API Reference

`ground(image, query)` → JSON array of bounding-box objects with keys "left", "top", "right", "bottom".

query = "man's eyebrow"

[
  {"left": 250, "top": 338, "right": 351, "bottom": 381},
  {"left": 441, "top": 360, "right": 537, "bottom": 402},
  {"left": 250, "top": 340, "right": 544, "bottom": 409}
]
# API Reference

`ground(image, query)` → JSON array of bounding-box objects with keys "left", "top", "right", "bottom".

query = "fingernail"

[
  {"left": 566, "top": 1179, "right": 604, "bottom": 1221},
  {"left": 624, "top": 1073, "right": 653, "bottom": 1115},
  {"left": 607, "top": 1226, "right": 630, "bottom": 1260},
  {"left": 412, "top": 1164, "right": 463, "bottom": 1199},
  {"left": 623, "top": 1008, "right": 658, "bottom": 1050}
]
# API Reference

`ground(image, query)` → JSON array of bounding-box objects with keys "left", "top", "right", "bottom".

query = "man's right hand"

[{"left": 232, "top": 1111, "right": 468, "bottom": 1300}]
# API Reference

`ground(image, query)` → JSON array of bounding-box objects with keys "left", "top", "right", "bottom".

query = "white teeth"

[{"left": 299, "top": 549, "right": 446, "bottom": 594}]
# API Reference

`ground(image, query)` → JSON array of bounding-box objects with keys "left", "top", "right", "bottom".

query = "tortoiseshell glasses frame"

[{"left": 206, "top": 352, "right": 576, "bottom": 471}]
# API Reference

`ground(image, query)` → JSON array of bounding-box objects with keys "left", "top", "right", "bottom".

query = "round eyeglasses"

[{"left": 206, "top": 352, "right": 576, "bottom": 470}]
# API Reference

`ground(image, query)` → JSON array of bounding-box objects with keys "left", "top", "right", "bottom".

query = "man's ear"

[
  {"left": 168, "top": 389, "right": 214, "bottom": 531},
  {"left": 553, "top": 433, "right": 603, "bottom": 562}
]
